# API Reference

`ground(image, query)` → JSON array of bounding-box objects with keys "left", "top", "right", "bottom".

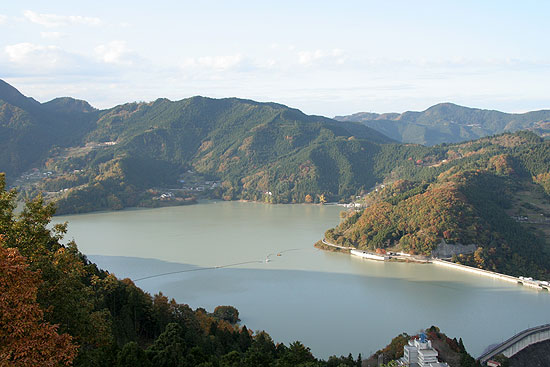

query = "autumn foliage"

[
  {"left": 326, "top": 179, "right": 484, "bottom": 255},
  {"left": 0, "top": 242, "right": 77, "bottom": 366}
]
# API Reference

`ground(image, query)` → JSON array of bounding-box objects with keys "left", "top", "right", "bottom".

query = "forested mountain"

[
  {"left": 3, "top": 73, "right": 550, "bottom": 276},
  {"left": 1, "top": 79, "right": 396, "bottom": 213},
  {"left": 335, "top": 103, "right": 550, "bottom": 145},
  {"left": 0, "top": 80, "right": 98, "bottom": 179},
  {"left": 323, "top": 131, "right": 550, "bottom": 278}
]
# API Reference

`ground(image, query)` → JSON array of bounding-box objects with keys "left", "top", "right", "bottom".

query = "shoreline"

[
  {"left": 432, "top": 259, "right": 550, "bottom": 291},
  {"left": 317, "top": 238, "right": 550, "bottom": 291},
  {"left": 51, "top": 197, "right": 342, "bottom": 216}
]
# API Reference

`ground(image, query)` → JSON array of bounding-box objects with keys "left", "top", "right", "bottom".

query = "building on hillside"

[{"left": 400, "top": 333, "right": 449, "bottom": 367}]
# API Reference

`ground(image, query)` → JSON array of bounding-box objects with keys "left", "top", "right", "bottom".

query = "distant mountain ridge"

[
  {"left": 0, "top": 81, "right": 98, "bottom": 180},
  {"left": 0, "top": 79, "right": 41, "bottom": 110},
  {"left": 3, "top": 79, "right": 550, "bottom": 280},
  {"left": 43, "top": 97, "right": 97, "bottom": 114},
  {"left": 335, "top": 102, "right": 550, "bottom": 145},
  {"left": 0, "top": 79, "right": 395, "bottom": 213}
]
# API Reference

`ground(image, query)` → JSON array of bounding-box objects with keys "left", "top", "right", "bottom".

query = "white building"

[
  {"left": 400, "top": 334, "right": 449, "bottom": 367},
  {"left": 350, "top": 249, "right": 389, "bottom": 261},
  {"left": 403, "top": 342, "right": 418, "bottom": 363}
]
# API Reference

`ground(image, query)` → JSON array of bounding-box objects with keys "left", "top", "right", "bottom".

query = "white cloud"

[
  {"left": 264, "top": 59, "right": 277, "bottom": 68},
  {"left": 3, "top": 40, "right": 147, "bottom": 79},
  {"left": 40, "top": 31, "right": 64, "bottom": 39},
  {"left": 298, "top": 49, "right": 346, "bottom": 66},
  {"left": 95, "top": 41, "right": 135, "bottom": 66},
  {"left": 5, "top": 43, "right": 62, "bottom": 67},
  {"left": 298, "top": 50, "right": 323, "bottom": 65},
  {"left": 0, "top": 14, "right": 7, "bottom": 25},
  {"left": 181, "top": 54, "right": 245, "bottom": 71},
  {"left": 2, "top": 42, "right": 108, "bottom": 76},
  {"left": 23, "top": 10, "right": 101, "bottom": 28}
]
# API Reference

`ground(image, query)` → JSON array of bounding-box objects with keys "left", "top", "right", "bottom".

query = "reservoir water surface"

[{"left": 53, "top": 201, "right": 550, "bottom": 359}]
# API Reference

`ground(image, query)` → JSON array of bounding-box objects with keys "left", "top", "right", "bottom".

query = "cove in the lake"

[{"left": 53, "top": 201, "right": 550, "bottom": 359}]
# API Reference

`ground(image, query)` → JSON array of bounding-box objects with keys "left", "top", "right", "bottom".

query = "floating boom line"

[
  {"left": 133, "top": 260, "right": 264, "bottom": 282},
  {"left": 133, "top": 247, "right": 304, "bottom": 282}
]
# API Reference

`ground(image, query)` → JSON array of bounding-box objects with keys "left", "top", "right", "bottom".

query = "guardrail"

[
  {"left": 321, "top": 238, "right": 354, "bottom": 250},
  {"left": 432, "top": 260, "right": 550, "bottom": 290},
  {"left": 478, "top": 324, "right": 550, "bottom": 363}
]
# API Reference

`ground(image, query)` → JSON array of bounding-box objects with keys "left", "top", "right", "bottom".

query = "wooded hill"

[
  {"left": 335, "top": 103, "right": 550, "bottom": 146},
  {"left": 0, "top": 174, "right": 366, "bottom": 366},
  {"left": 0, "top": 80, "right": 98, "bottom": 180},
  {"left": 4, "top": 79, "right": 550, "bottom": 218},
  {"left": 1, "top": 79, "right": 395, "bottom": 213},
  {"left": 366, "top": 326, "right": 479, "bottom": 367},
  {"left": 324, "top": 131, "right": 550, "bottom": 278}
]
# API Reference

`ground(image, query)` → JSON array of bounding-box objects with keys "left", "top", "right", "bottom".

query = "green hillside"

[
  {"left": 335, "top": 103, "right": 550, "bottom": 145},
  {"left": 0, "top": 80, "right": 98, "bottom": 180},
  {"left": 324, "top": 131, "right": 550, "bottom": 278},
  {"left": 0, "top": 80, "right": 394, "bottom": 213}
]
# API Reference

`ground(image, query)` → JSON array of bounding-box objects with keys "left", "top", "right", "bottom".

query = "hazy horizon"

[{"left": 2, "top": 1, "right": 549, "bottom": 116}]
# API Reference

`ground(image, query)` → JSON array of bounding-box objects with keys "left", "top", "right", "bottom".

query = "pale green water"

[{"left": 54, "top": 201, "right": 550, "bottom": 359}]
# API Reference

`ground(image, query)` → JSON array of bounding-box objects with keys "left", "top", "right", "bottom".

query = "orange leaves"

[
  {"left": 318, "top": 194, "right": 326, "bottom": 204},
  {"left": 332, "top": 177, "right": 486, "bottom": 255},
  {"left": 52, "top": 245, "right": 86, "bottom": 278},
  {"left": 488, "top": 154, "right": 515, "bottom": 176},
  {"left": 533, "top": 171, "right": 550, "bottom": 195},
  {"left": 0, "top": 245, "right": 78, "bottom": 366}
]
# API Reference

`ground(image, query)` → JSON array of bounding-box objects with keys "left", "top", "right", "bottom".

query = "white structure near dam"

[
  {"left": 350, "top": 249, "right": 389, "bottom": 261},
  {"left": 432, "top": 259, "right": 550, "bottom": 290},
  {"left": 400, "top": 334, "right": 449, "bottom": 367}
]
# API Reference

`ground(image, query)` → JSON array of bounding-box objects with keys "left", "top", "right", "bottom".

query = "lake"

[{"left": 53, "top": 201, "right": 550, "bottom": 359}]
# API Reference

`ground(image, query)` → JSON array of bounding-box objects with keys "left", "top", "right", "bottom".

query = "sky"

[{"left": 1, "top": 0, "right": 549, "bottom": 117}]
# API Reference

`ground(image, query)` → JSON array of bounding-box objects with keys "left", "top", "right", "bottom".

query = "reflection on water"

[{"left": 54, "top": 202, "right": 550, "bottom": 359}]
